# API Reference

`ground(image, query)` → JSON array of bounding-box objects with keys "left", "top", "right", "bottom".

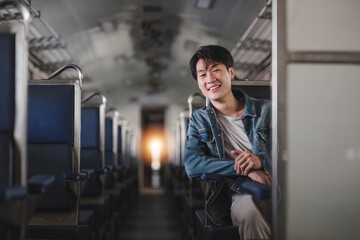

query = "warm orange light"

[{"left": 149, "top": 138, "right": 162, "bottom": 170}]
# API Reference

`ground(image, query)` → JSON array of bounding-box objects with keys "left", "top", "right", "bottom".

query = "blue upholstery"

[
  {"left": 105, "top": 118, "right": 113, "bottom": 151},
  {"left": 80, "top": 169, "right": 95, "bottom": 179},
  {"left": 241, "top": 181, "right": 271, "bottom": 199},
  {"left": 95, "top": 168, "right": 108, "bottom": 174},
  {"left": 0, "top": 34, "right": 15, "bottom": 132},
  {"left": 27, "top": 174, "right": 55, "bottom": 195},
  {"left": 0, "top": 186, "right": 27, "bottom": 202},
  {"left": 199, "top": 173, "right": 219, "bottom": 181},
  {"left": 81, "top": 107, "right": 100, "bottom": 148},
  {"left": 27, "top": 85, "right": 74, "bottom": 143},
  {"left": 28, "top": 143, "right": 74, "bottom": 209},
  {"left": 0, "top": 133, "right": 13, "bottom": 188},
  {"left": 81, "top": 149, "right": 101, "bottom": 169},
  {"left": 63, "top": 172, "right": 87, "bottom": 181},
  {"left": 80, "top": 107, "right": 104, "bottom": 197},
  {"left": 105, "top": 118, "right": 115, "bottom": 171},
  {"left": 27, "top": 84, "right": 77, "bottom": 208}
]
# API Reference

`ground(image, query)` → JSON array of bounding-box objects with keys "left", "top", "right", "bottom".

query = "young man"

[{"left": 184, "top": 45, "right": 272, "bottom": 239}]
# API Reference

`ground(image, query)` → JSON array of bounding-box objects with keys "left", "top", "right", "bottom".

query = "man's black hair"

[{"left": 189, "top": 45, "right": 234, "bottom": 81}]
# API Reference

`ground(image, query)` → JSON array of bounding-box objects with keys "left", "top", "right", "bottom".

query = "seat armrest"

[
  {"left": 80, "top": 169, "right": 95, "bottom": 179},
  {"left": 198, "top": 173, "right": 271, "bottom": 199},
  {"left": 0, "top": 186, "right": 28, "bottom": 202},
  {"left": 105, "top": 165, "right": 115, "bottom": 172},
  {"left": 63, "top": 171, "right": 87, "bottom": 181},
  {"left": 240, "top": 181, "right": 271, "bottom": 199},
  {"left": 27, "top": 174, "right": 55, "bottom": 194},
  {"left": 199, "top": 173, "right": 219, "bottom": 181},
  {"left": 114, "top": 165, "right": 122, "bottom": 171},
  {"left": 95, "top": 167, "right": 108, "bottom": 175}
]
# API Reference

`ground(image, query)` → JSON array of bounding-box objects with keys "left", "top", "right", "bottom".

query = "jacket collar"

[
  {"left": 206, "top": 88, "right": 257, "bottom": 118},
  {"left": 232, "top": 88, "right": 256, "bottom": 118}
]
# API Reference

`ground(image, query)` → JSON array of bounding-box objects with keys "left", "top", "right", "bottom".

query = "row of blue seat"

[{"left": 0, "top": 5, "right": 138, "bottom": 238}]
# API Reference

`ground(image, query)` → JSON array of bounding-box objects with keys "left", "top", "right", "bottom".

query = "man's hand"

[
  {"left": 232, "top": 150, "right": 262, "bottom": 175},
  {"left": 247, "top": 170, "right": 272, "bottom": 186}
]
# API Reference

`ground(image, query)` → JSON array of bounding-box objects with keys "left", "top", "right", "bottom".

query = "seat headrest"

[{"left": 28, "top": 85, "right": 74, "bottom": 143}]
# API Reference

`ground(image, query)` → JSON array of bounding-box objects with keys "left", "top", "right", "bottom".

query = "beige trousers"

[{"left": 231, "top": 194, "right": 271, "bottom": 240}]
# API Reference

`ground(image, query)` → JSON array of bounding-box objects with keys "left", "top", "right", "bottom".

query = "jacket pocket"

[{"left": 198, "top": 128, "right": 214, "bottom": 143}]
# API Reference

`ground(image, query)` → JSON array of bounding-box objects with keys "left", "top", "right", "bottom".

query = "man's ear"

[{"left": 229, "top": 67, "right": 235, "bottom": 79}]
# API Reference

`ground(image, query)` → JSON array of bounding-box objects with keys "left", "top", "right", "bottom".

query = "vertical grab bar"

[{"left": 187, "top": 93, "right": 206, "bottom": 116}]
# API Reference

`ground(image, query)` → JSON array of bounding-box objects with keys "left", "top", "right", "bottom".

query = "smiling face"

[{"left": 196, "top": 59, "right": 234, "bottom": 104}]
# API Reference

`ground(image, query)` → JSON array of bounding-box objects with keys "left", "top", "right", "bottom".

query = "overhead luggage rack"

[
  {"left": 0, "top": 0, "right": 79, "bottom": 79},
  {"left": 231, "top": 0, "right": 272, "bottom": 81}
]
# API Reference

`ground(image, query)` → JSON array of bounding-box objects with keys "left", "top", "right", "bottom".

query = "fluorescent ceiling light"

[{"left": 193, "top": 0, "right": 214, "bottom": 9}]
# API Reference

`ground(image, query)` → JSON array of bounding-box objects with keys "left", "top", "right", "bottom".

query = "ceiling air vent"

[{"left": 143, "top": 5, "right": 162, "bottom": 13}]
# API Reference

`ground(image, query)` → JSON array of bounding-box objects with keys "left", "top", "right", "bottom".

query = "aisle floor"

[{"left": 117, "top": 191, "right": 182, "bottom": 240}]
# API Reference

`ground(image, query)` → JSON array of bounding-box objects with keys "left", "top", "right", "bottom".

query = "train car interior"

[{"left": 1, "top": 0, "right": 360, "bottom": 239}]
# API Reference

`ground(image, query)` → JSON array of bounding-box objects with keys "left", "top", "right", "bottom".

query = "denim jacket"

[{"left": 184, "top": 88, "right": 272, "bottom": 225}]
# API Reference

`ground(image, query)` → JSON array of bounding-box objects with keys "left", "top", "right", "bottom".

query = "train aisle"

[{"left": 117, "top": 191, "right": 182, "bottom": 240}]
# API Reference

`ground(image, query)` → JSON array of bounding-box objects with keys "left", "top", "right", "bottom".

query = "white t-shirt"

[{"left": 216, "top": 112, "right": 253, "bottom": 160}]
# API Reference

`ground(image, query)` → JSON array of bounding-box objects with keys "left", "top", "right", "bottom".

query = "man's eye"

[
  {"left": 199, "top": 74, "right": 206, "bottom": 78},
  {"left": 213, "top": 69, "right": 220, "bottom": 72}
]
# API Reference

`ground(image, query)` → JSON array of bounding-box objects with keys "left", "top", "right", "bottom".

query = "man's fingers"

[
  {"left": 237, "top": 159, "right": 244, "bottom": 174},
  {"left": 240, "top": 160, "right": 250, "bottom": 175},
  {"left": 243, "top": 162, "right": 253, "bottom": 175},
  {"left": 234, "top": 159, "right": 241, "bottom": 173}
]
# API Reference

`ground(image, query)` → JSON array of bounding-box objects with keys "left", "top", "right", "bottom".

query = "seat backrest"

[
  {"left": 0, "top": 5, "right": 33, "bottom": 237},
  {"left": 231, "top": 82, "right": 271, "bottom": 100},
  {"left": 0, "top": 34, "right": 15, "bottom": 134},
  {"left": 28, "top": 85, "right": 74, "bottom": 143},
  {"left": 27, "top": 81, "right": 81, "bottom": 209},
  {"left": 0, "top": 34, "right": 15, "bottom": 189},
  {"left": 0, "top": 29, "right": 28, "bottom": 189},
  {"left": 81, "top": 107, "right": 101, "bottom": 169},
  {"left": 80, "top": 106, "right": 105, "bottom": 196}
]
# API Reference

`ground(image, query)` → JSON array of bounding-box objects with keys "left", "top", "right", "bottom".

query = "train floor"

[{"left": 117, "top": 190, "right": 182, "bottom": 240}]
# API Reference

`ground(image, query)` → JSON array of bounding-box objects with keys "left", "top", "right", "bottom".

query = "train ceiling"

[{"left": 28, "top": 0, "right": 267, "bottom": 106}]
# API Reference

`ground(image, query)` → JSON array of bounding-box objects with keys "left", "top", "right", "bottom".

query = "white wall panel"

[
  {"left": 287, "top": 0, "right": 360, "bottom": 51},
  {"left": 286, "top": 64, "right": 360, "bottom": 239}
]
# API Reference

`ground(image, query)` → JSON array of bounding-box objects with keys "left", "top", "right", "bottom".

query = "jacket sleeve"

[
  {"left": 254, "top": 101, "right": 272, "bottom": 174},
  {"left": 183, "top": 114, "right": 238, "bottom": 179}
]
